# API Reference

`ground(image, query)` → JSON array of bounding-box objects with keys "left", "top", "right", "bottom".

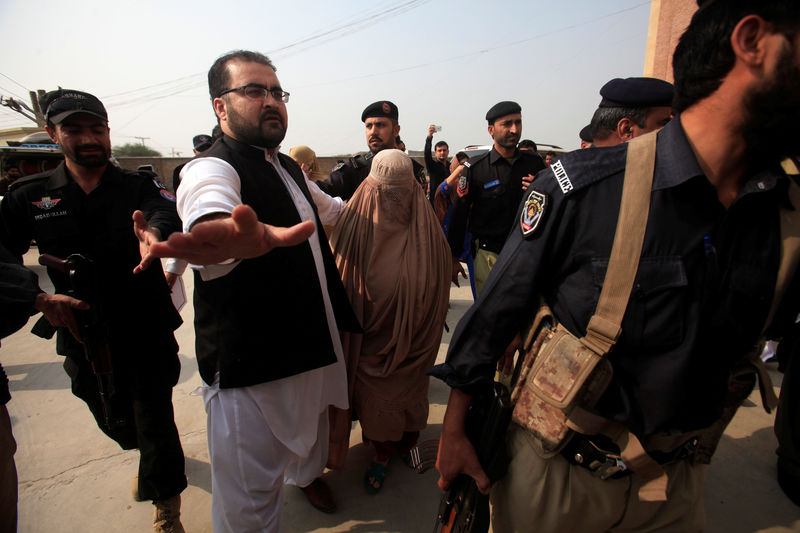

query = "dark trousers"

[{"left": 63, "top": 344, "right": 187, "bottom": 502}]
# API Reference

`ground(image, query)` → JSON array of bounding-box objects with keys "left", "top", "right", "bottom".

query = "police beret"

[
  {"left": 598, "top": 77, "right": 674, "bottom": 108},
  {"left": 193, "top": 134, "right": 213, "bottom": 152},
  {"left": 486, "top": 101, "right": 521, "bottom": 124},
  {"left": 579, "top": 124, "right": 593, "bottom": 142},
  {"left": 361, "top": 101, "right": 398, "bottom": 122}
]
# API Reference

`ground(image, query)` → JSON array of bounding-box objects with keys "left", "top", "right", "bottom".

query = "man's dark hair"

[
  {"left": 434, "top": 140, "right": 448, "bottom": 150},
  {"left": 673, "top": 0, "right": 800, "bottom": 113},
  {"left": 518, "top": 139, "right": 538, "bottom": 151},
  {"left": 208, "top": 50, "right": 276, "bottom": 100},
  {"left": 589, "top": 106, "right": 650, "bottom": 139},
  {"left": 455, "top": 151, "right": 469, "bottom": 163},
  {"left": 545, "top": 151, "right": 557, "bottom": 157}
]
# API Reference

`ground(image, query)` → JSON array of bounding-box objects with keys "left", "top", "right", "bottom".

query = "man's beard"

[
  {"left": 227, "top": 106, "right": 286, "bottom": 149},
  {"left": 741, "top": 41, "right": 800, "bottom": 166},
  {"left": 368, "top": 136, "right": 392, "bottom": 154},
  {"left": 496, "top": 134, "right": 519, "bottom": 150},
  {"left": 69, "top": 144, "right": 110, "bottom": 168}
]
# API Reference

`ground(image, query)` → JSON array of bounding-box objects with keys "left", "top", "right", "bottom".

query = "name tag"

[{"left": 484, "top": 179, "right": 500, "bottom": 189}]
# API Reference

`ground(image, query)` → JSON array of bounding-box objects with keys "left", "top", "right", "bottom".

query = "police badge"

[
  {"left": 520, "top": 189, "right": 547, "bottom": 237},
  {"left": 457, "top": 174, "right": 469, "bottom": 197}
]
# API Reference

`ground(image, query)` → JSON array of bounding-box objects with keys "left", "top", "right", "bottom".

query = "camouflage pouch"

[{"left": 511, "top": 323, "right": 612, "bottom": 457}]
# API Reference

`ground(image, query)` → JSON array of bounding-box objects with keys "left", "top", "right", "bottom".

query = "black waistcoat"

[{"left": 192, "top": 135, "right": 360, "bottom": 388}]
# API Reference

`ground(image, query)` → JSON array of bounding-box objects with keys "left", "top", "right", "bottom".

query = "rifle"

[
  {"left": 36, "top": 253, "right": 125, "bottom": 430},
  {"left": 433, "top": 381, "right": 513, "bottom": 533}
]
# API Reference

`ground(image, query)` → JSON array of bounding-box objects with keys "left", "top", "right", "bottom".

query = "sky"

[{"left": 0, "top": 0, "right": 653, "bottom": 157}]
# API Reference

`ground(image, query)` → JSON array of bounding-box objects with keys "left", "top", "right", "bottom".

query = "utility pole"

[
  {"left": 0, "top": 90, "right": 46, "bottom": 127},
  {"left": 134, "top": 136, "right": 151, "bottom": 146}
]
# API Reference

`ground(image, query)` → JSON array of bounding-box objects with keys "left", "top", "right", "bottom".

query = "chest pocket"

[
  {"left": 593, "top": 257, "right": 688, "bottom": 350},
  {"left": 480, "top": 179, "right": 506, "bottom": 199}
]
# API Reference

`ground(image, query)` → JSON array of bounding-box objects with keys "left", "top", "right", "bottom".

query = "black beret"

[
  {"left": 579, "top": 124, "right": 593, "bottom": 142},
  {"left": 361, "top": 101, "right": 398, "bottom": 122},
  {"left": 486, "top": 101, "right": 521, "bottom": 124},
  {"left": 598, "top": 77, "right": 674, "bottom": 108},
  {"left": 193, "top": 134, "right": 213, "bottom": 151}
]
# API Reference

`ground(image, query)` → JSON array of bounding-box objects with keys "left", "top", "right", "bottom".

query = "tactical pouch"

[{"left": 511, "top": 322, "right": 612, "bottom": 457}]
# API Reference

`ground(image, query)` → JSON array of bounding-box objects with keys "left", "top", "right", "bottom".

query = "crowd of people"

[{"left": 1, "top": 1, "right": 800, "bottom": 532}]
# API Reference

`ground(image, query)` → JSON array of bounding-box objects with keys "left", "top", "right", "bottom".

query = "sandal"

[{"left": 364, "top": 460, "right": 388, "bottom": 494}]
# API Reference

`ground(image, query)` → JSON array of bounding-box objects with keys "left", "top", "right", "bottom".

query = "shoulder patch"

[
  {"left": 457, "top": 173, "right": 469, "bottom": 197},
  {"left": 159, "top": 190, "right": 176, "bottom": 202},
  {"left": 550, "top": 160, "right": 572, "bottom": 194},
  {"left": 520, "top": 189, "right": 548, "bottom": 237}
]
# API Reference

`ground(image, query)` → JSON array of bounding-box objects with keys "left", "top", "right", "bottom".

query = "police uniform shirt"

[
  {"left": 448, "top": 147, "right": 545, "bottom": 257},
  {"left": 432, "top": 117, "right": 792, "bottom": 439},
  {"left": 0, "top": 162, "right": 182, "bottom": 360},
  {"left": 318, "top": 153, "right": 428, "bottom": 201}
]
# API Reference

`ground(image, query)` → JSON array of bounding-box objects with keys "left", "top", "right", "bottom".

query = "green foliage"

[{"left": 112, "top": 143, "right": 161, "bottom": 157}]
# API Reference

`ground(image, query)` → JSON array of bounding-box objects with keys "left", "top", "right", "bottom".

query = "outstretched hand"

[
  {"left": 148, "top": 204, "right": 316, "bottom": 265},
  {"left": 132, "top": 210, "right": 162, "bottom": 274}
]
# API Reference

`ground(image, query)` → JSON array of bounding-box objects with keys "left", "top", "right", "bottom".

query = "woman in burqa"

[{"left": 328, "top": 149, "right": 450, "bottom": 493}]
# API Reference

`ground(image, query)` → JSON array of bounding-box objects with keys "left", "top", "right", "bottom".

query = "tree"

[{"left": 113, "top": 143, "right": 161, "bottom": 157}]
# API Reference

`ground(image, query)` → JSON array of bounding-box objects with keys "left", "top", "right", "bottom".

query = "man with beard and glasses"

[
  {"left": 317, "top": 100, "right": 427, "bottom": 201},
  {"left": 446, "top": 101, "right": 545, "bottom": 295},
  {"left": 0, "top": 89, "right": 187, "bottom": 533},
  {"left": 432, "top": 1, "right": 800, "bottom": 531},
  {"left": 149, "top": 50, "right": 361, "bottom": 532}
]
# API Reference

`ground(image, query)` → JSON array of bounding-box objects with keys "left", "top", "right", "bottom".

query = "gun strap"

[
  {"left": 581, "top": 130, "right": 657, "bottom": 355},
  {"left": 571, "top": 131, "right": 669, "bottom": 501}
]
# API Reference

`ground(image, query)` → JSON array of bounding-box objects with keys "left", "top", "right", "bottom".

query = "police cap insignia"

[
  {"left": 520, "top": 189, "right": 547, "bottom": 237},
  {"left": 361, "top": 100, "right": 399, "bottom": 122}
]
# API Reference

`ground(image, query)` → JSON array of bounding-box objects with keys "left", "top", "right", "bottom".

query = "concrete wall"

[{"left": 643, "top": 0, "right": 697, "bottom": 82}]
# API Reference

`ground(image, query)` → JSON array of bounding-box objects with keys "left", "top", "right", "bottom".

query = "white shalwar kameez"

[{"left": 178, "top": 149, "right": 348, "bottom": 533}]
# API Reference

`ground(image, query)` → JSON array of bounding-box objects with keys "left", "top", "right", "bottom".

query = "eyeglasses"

[{"left": 218, "top": 84, "right": 290, "bottom": 103}]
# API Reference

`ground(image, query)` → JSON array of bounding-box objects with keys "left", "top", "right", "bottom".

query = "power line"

[
  {"left": 0, "top": 72, "right": 30, "bottom": 94},
  {"left": 296, "top": 1, "right": 651, "bottom": 89}
]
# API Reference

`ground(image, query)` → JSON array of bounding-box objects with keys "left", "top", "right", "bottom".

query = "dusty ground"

[{"left": 3, "top": 249, "right": 799, "bottom": 532}]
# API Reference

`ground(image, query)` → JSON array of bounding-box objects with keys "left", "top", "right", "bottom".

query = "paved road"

[{"left": 4, "top": 249, "right": 799, "bottom": 532}]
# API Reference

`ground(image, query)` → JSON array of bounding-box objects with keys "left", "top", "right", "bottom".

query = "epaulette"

[
  {"left": 6, "top": 171, "right": 49, "bottom": 193},
  {"left": 351, "top": 152, "right": 373, "bottom": 169},
  {"left": 539, "top": 143, "right": 628, "bottom": 196},
  {"left": 464, "top": 150, "right": 490, "bottom": 169}
]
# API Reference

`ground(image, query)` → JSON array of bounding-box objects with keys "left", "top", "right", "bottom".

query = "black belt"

[{"left": 562, "top": 434, "right": 698, "bottom": 480}]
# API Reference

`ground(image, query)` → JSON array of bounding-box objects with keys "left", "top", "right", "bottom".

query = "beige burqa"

[{"left": 328, "top": 149, "right": 450, "bottom": 469}]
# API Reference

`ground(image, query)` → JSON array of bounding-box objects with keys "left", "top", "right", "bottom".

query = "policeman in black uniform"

[
  {"left": 317, "top": 100, "right": 426, "bottom": 201},
  {"left": 0, "top": 89, "right": 187, "bottom": 532},
  {"left": 589, "top": 77, "right": 674, "bottom": 148},
  {"left": 433, "top": 1, "right": 800, "bottom": 530},
  {"left": 447, "top": 101, "right": 545, "bottom": 295}
]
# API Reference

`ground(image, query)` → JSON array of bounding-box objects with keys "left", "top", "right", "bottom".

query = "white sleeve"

[
  {"left": 163, "top": 257, "right": 188, "bottom": 275},
  {"left": 176, "top": 157, "right": 242, "bottom": 281},
  {"left": 304, "top": 172, "right": 344, "bottom": 225}
]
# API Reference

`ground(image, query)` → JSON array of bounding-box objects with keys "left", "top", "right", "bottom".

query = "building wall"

[{"left": 643, "top": 0, "right": 697, "bottom": 82}]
